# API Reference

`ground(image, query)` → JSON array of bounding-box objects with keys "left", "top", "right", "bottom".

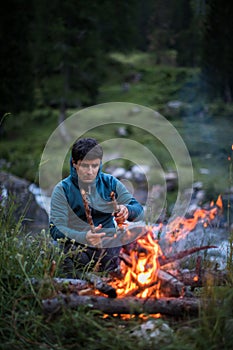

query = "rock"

[
  {"left": 165, "top": 171, "right": 178, "bottom": 191},
  {"left": 116, "top": 126, "right": 128, "bottom": 136},
  {"left": 131, "top": 165, "right": 149, "bottom": 182},
  {"left": 0, "top": 172, "right": 48, "bottom": 232},
  {"left": 167, "top": 100, "right": 184, "bottom": 110},
  {"left": 199, "top": 168, "right": 210, "bottom": 175},
  {"left": 111, "top": 167, "right": 126, "bottom": 178},
  {"left": 193, "top": 181, "right": 203, "bottom": 190},
  {"left": 130, "top": 319, "right": 174, "bottom": 344}
]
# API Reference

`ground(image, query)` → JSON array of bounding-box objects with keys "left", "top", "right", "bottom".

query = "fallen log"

[{"left": 42, "top": 294, "right": 201, "bottom": 317}]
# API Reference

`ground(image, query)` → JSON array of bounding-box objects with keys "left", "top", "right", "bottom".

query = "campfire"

[
  {"left": 106, "top": 194, "right": 223, "bottom": 299},
  {"left": 42, "top": 194, "right": 226, "bottom": 317}
]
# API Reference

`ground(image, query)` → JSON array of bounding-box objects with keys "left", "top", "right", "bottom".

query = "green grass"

[{"left": 99, "top": 52, "right": 199, "bottom": 112}]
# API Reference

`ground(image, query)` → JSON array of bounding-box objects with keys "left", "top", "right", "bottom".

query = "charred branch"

[
  {"left": 85, "top": 273, "right": 117, "bottom": 298},
  {"left": 158, "top": 245, "right": 218, "bottom": 267}
]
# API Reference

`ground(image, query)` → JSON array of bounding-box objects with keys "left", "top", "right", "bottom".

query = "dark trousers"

[{"left": 62, "top": 242, "right": 121, "bottom": 278}]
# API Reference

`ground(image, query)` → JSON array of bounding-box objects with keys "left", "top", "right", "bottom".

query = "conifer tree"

[{"left": 202, "top": 0, "right": 233, "bottom": 102}]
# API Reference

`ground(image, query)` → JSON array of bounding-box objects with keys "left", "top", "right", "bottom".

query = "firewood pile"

[{"left": 41, "top": 235, "right": 227, "bottom": 317}]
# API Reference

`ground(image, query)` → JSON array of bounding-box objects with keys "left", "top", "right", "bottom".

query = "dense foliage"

[
  {"left": 0, "top": 0, "right": 34, "bottom": 117},
  {"left": 1, "top": 0, "right": 233, "bottom": 118},
  {"left": 201, "top": 0, "right": 233, "bottom": 102}
]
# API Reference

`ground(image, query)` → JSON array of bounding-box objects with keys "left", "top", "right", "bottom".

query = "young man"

[{"left": 49, "top": 137, "right": 144, "bottom": 276}]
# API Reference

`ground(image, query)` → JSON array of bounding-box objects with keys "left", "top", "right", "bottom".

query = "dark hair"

[{"left": 72, "top": 138, "right": 103, "bottom": 163}]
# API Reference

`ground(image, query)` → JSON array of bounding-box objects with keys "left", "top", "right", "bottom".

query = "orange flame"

[
  {"left": 216, "top": 194, "right": 223, "bottom": 209},
  {"left": 165, "top": 196, "right": 222, "bottom": 243},
  {"left": 111, "top": 230, "right": 162, "bottom": 298}
]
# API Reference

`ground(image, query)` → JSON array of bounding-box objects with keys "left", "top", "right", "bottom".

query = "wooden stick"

[
  {"left": 80, "top": 188, "right": 95, "bottom": 233},
  {"left": 110, "top": 191, "right": 120, "bottom": 214}
]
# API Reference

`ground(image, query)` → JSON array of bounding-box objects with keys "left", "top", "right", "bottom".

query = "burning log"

[
  {"left": 42, "top": 294, "right": 201, "bottom": 317},
  {"left": 157, "top": 270, "right": 185, "bottom": 297},
  {"left": 85, "top": 273, "right": 117, "bottom": 298}
]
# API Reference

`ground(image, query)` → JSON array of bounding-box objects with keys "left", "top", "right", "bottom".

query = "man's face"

[{"left": 73, "top": 158, "right": 101, "bottom": 183}]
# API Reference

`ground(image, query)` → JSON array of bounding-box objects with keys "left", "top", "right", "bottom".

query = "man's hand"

[
  {"left": 86, "top": 224, "right": 106, "bottom": 247},
  {"left": 114, "top": 205, "right": 129, "bottom": 224}
]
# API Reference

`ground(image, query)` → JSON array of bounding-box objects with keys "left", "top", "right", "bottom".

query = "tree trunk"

[{"left": 58, "top": 98, "right": 71, "bottom": 143}]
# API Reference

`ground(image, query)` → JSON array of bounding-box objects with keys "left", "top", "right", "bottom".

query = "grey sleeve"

[{"left": 49, "top": 183, "right": 88, "bottom": 244}]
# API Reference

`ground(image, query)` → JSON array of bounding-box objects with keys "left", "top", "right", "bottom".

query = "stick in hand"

[
  {"left": 110, "top": 191, "right": 120, "bottom": 215},
  {"left": 80, "top": 188, "right": 96, "bottom": 233}
]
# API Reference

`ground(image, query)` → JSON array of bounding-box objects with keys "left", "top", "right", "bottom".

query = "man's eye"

[{"left": 81, "top": 164, "right": 99, "bottom": 169}]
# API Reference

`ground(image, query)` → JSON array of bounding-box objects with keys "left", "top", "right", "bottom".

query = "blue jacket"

[{"left": 49, "top": 160, "right": 144, "bottom": 245}]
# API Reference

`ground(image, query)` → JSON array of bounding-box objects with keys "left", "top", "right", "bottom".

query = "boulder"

[{"left": 0, "top": 172, "right": 48, "bottom": 233}]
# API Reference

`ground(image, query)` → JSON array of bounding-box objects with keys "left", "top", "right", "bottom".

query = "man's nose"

[{"left": 87, "top": 165, "right": 94, "bottom": 173}]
